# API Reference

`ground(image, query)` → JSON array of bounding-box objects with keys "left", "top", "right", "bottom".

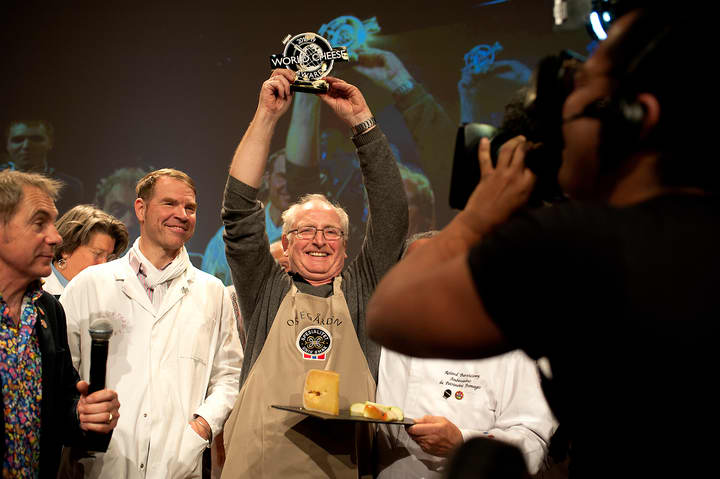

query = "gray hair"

[
  {"left": 281, "top": 193, "right": 350, "bottom": 239},
  {"left": 53, "top": 204, "right": 129, "bottom": 262},
  {"left": 0, "top": 169, "right": 63, "bottom": 224}
]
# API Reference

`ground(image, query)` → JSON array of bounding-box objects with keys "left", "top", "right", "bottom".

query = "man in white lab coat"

[{"left": 60, "top": 168, "right": 243, "bottom": 478}]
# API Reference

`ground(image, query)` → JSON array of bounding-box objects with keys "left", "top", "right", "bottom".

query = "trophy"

[
  {"left": 463, "top": 41, "right": 504, "bottom": 75},
  {"left": 270, "top": 32, "right": 349, "bottom": 93},
  {"left": 318, "top": 15, "right": 380, "bottom": 61}
]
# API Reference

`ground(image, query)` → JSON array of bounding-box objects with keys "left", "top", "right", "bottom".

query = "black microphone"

[
  {"left": 85, "top": 319, "right": 114, "bottom": 452},
  {"left": 88, "top": 320, "right": 112, "bottom": 393}
]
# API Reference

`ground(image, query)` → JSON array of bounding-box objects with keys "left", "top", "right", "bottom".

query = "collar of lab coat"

[{"left": 112, "top": 255, "right": 195, "bottom": 322}]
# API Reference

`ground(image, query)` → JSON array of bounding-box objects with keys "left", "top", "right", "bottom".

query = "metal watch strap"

[{"left": 352, "top": 117, "right": 377, "bottom": 136}]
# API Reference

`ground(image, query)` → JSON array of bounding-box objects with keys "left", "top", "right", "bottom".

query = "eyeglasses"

[
  {"left": 288, "top": 226, "right": 344, "bottom": 241},
  {"left": 88, "top": 247, "right": 117, "bottom": 262}
]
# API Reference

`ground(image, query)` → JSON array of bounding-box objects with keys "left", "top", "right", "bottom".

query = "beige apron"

[{"left": 221, "top": 277, "right": 376, "bottom": 478}]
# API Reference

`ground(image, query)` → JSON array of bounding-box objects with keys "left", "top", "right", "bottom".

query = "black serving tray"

[{"left": 271, "top": 405, "right": 414, "bottom": 425}]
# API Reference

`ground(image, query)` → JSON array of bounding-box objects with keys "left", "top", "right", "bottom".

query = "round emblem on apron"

[{"left": 296, "top": 326, "right": 332, "bottom": 360}]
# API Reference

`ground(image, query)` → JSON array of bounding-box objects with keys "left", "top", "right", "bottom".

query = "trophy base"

[{"left": 291, "top": 79, "right": 329, "bottom": 94}]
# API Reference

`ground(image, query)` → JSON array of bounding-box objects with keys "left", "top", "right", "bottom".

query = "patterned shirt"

[{"left": 0, "top": 284, "right": 44, "bottom": 478}]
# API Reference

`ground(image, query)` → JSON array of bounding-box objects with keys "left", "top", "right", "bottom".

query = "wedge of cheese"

[
  {"left": 349, "top": 401, "right": 404, "bottom": 421},
  {"left": 302, "top": 369, "right": 340, "bottom": 416}
]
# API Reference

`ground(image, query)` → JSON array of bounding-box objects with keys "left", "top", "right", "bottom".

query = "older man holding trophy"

[{"left": 220, "top": 30, "right": 408, "bottom": 478}]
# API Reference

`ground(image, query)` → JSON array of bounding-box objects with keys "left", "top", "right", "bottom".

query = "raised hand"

[
  {"left": 354, "top": 47, "right": 413, "bottom": 93},
  {"left": 318, "top": 77, "right": 373, "bottom": 128},
  {"left": 257, "top": 69, "right": 296, "bottom": 120},
  {"left": 459, "top": 136, "right": 536, "bottom": 235}
]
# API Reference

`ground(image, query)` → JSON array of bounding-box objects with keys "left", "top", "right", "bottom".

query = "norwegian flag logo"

[{"left": 303, "top": 353, "right": 326, "bottom": 360}]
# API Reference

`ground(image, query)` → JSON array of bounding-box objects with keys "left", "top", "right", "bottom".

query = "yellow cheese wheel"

[{"left": 302, "top": 369, "right": 340, "bottom": 416}]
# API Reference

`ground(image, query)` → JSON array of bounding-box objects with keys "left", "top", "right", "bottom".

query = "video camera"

[{"left": 449, "top": 50, "right": 586, "bottom": 210}]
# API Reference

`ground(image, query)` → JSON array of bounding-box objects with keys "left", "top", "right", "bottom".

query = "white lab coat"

[
  {"left": 376, "top": 348, "right": 556, "bottom": 477},
  {"left": 60, "top": 254, "right": 243, "bottom": 479}
]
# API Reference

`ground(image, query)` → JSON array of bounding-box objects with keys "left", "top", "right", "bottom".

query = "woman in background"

[{"left": 43, "top": 204, "right": 128, "bottom": 296}]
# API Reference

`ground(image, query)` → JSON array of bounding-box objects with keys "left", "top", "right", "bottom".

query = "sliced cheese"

[
  {"left": 386, "top": 406, "right": 404, "bottom": 421},
  {"left": 302, "top": 369, "right": 340, "bottom": 416},
  {"left": 349, "top": 401, "right": 405, "bottom": 421},
  {"left": 363, "top": 402, "right": 388, "bottom": 420},
  {"left": 350, "top": 402, "right": 366, "bottom": 416}
]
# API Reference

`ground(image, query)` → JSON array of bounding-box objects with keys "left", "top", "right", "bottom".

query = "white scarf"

[{"left": 130, "top": 238, "right": 190, "bottom": 302}]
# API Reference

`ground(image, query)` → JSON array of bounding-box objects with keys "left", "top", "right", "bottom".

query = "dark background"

[{"left": 0, "top": 0, "right": 590, "bottom": 256}]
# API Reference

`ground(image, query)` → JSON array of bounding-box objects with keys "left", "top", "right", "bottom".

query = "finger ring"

[{"left": 107, "top": 412, "right": 113, "bottom": 424}]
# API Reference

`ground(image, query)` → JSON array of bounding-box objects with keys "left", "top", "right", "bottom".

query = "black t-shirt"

[{"left": 468, "top": 195, "right": 719, "bottom": 477}]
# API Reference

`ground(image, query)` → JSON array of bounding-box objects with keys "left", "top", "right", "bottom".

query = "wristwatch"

[{"left": 352, "top": 117, "right": 377, "bottom": 136}]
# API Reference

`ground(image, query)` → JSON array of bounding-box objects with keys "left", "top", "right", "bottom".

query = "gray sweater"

[{"left": 222, "top": 127, "right": 409, "bottom": 386}]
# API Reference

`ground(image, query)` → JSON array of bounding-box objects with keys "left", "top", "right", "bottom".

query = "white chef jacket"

[
  {"left": 60, "top": 253, "right": 243, "bottom": 479},
  {"left": 376, "top": 348, "right": 556, "bottom": 477}
]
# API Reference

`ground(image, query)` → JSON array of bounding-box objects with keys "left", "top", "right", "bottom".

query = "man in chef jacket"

[{"left": 375, "top": 233, "right": 556, "bottom": 477}]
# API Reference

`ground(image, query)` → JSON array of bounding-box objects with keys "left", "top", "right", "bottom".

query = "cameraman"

[{"left": 367, "top": 6, "right": 717, "bottom": 478}]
